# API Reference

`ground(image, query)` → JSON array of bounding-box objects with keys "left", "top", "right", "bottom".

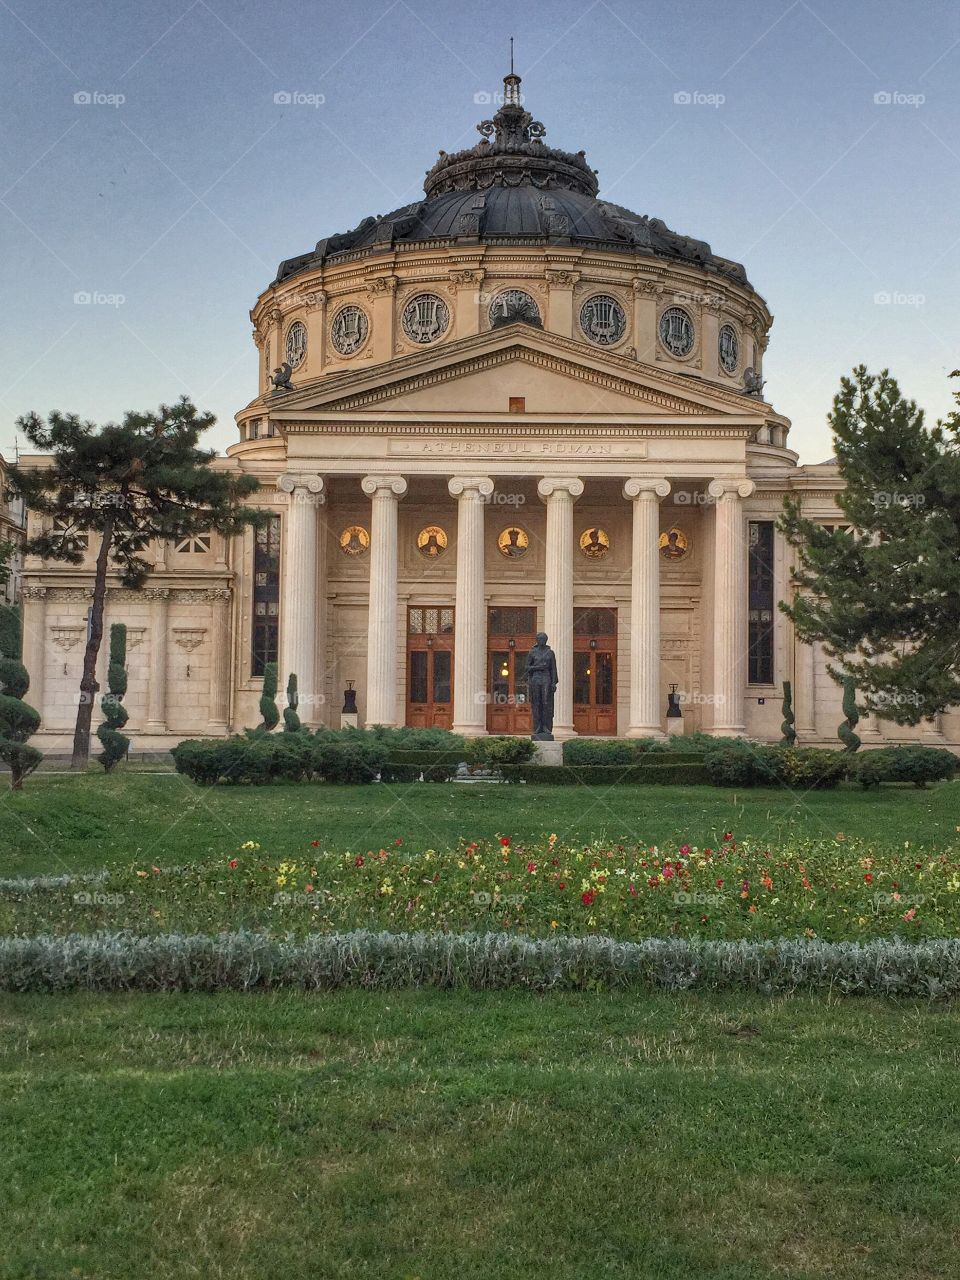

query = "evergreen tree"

[
  {"left": 779, "top": 680, "right": 796, "bottom": 746},
  {"left": 11, "top": 399, "right": 263, "bottom": 767},
  {"left": 0, "top": 604, "right": 42, "bottom": 789},
  {"left": 283, "top": 672, "right": 301, "bottom": 732},
  {"left": 780, "top": 366, "right": 960, "bottom": 724},
  {"left": 260, "top": 662, "right": 280, "bottom": 731},
  {"left": 97, "top": 623, "right": 130, "bottom": 771},
  {"left": 838, "top": 676, "right": 861, "bottom": 753}
]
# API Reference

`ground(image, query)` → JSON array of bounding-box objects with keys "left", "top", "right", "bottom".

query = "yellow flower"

[
  {"left": 550, "top": 920, "right": 558, "bottom": 929},
  {"left": 548, "top": 833, "right": 558, "bottom": 847}
]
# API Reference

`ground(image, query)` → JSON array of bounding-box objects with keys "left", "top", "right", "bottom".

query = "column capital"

[
  {"left": 537, "top": 477, "right": 584, "bottom": 502},
  {"left": 448, "top": 476, "right": 494, "bottom": 499},
  {"left": 708, "top": 478, "right": 755, "bottom": 500},
  {"left": 277, "top": 472, "right": 324, "bottom": 498},
  {"left": 362, "top": 475, "right": 408, "bottom": 499},
  {"left": 21, "top": 584, "right": 47, "bottom": 600},
  {"left": 623, "top": 477, "right": 671, "bottom": 501}
]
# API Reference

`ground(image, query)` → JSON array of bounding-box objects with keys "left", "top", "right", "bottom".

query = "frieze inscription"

[{"left": 390, "top": 438, "right": 646, "bottom": 458}]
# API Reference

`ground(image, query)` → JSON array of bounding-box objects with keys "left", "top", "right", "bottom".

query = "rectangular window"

[
  {"left": 748, "top": 521, "right": 775, "bottom": 685},
  {"left": 252, "top": 515, "right": 281, "bottom": 676}
]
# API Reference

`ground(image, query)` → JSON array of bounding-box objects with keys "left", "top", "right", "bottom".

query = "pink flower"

[
  {"left": 500, "top": 836, "right": 511, "bottom": 848},
  {"left": 526, "top": 861, "right": 537, "bottom": 873},
  {"left": 228, "top": 859, "right": 238, "bottom": 870},
  {"left": 304, "top": 883, "right": 313, "bottom": 893},
  {"left": 679, "top": 844, "right": 691, "bottom": 857}
]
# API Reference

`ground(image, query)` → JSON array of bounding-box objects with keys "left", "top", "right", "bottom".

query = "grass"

[
  {"left": 2, "top": 771, "right": 958, "bottom": 878},
  {"left": 1, "top": 988, "right": 959, "bottom": 1279}
]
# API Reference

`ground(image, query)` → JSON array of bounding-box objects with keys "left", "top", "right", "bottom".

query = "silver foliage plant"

[{"left": 1, "top": 930, "right": 959, "bottom": 998}]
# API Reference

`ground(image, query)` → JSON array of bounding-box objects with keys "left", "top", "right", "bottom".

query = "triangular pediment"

[{"left": 265, "top": 324, "right": 771, "bottom": 424}]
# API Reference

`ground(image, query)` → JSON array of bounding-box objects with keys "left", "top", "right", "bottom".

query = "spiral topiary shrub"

[
  {"left": 96, "top": 623, "right": 130, "bottom": 772},
  {"left": 283, "top": 672, "right": 301, "bottom": 732},
  {"left": 838, "top": 675, "right": 861, "bottom": 753},
  {"left": 0, "top": 605, "right": 42, "bottom": 790},
  {"left": 780, "top": 680, "right": 797, "bottom": 746},
  {"left": 259, "top": 662, "right": 280, "bottom": 732}
]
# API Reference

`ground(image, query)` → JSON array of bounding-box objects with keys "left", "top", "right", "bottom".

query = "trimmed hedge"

[
  {"left": 466, "top": 735, "right": 536, "bottom": 767},
  {"left": 380, "top": 749, "right": 463, "bottom": 783},
  {"left": 703, "top": 744, "right": 848, "bottom": 790},
  {"left": 2, "top": 929, "right": 959, "bottom": 996},
  {"left": 848, "top": 745, "right": 958, "bottom": 789},
  {"left": 498, "top": 761, "right": 711, "bottom": 786}
]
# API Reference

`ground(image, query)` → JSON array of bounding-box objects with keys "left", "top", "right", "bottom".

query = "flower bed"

[{"left": 2, "top": 832, "right": 958, "bottom": 943}]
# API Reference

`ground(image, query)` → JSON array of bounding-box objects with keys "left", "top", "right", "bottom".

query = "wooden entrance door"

[
  {"left": 406, "top": 605, "right": 454, "bottom": 729},
  {"left": 573, "top": 607, "right": 618, "bottom": 736},
  {"left": 486, "top": 606, "right": 536, "bottom": 735}
]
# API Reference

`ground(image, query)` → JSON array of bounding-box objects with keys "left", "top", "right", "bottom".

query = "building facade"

[
  {"left": 18, "top": 74, "right": 959, "bottom": 750},
  {"left": 0, "top": 452, "right": 25, "bottom": 607}
]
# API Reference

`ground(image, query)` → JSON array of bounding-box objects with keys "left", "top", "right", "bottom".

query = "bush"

[
  {"left": 703, "top": 744, "right": 846, "bottom": 789},
  {"left": 0, "top": 604, "right": 41, "bottom": 790},
  {"left": 563, "top": 739, "right": 636, "bottom": 766},
  {"left": 96, "top": 623, "right": 130, "bottom": 772},
  {"left": 502, "top": 762, "right": 711, "bottom": 786},
  {"left": 849, "top": 745, "right": 958, "bottom": 789},
  {"left": 466, "top": 735, "right": 536, "bottom": 768},
  {"left": 172, "top": 734, "right": 315, "bottom": 785},
  {"left": 312, "top": 730, "right": 388, "bottom": 785},
  {"left": 369, "top": 726, "right": 465, "bottom": 753},
  {"left": 380, "top": 749, "right": 463, "bottom": 784}
]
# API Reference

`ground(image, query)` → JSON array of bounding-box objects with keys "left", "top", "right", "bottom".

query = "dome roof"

[{"left": 273, "top": 72, "right": 751, "bottom": 290}]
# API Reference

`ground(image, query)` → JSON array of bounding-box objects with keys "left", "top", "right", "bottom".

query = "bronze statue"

[{"left": 524, "top": 632, "right": 558, "bottom": 740}]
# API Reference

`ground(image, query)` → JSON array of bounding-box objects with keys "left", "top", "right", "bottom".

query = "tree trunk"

[{"left": 71, "top": 518, "right": 114, "bottom": 769}]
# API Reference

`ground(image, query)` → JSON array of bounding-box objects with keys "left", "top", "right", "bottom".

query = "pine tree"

[
  {"left": 780, "top": 366, "right": 960, "bottom": 724},
  {"left": 838, "top": 676, "right": 861, "bottom": 753},
  {"left": 260, "top": 662, "right": 280, "bottom": 731},
  {"left": 779, "top": 680, "right": 796, "bottom": 746},
  {"left": 11, "top": 399, "right": 263, "bottom": 767},
  {"left": 97, "top": 623, "right": 130, "bottom": 771},
  {"left": 0, "top": 604, "right": 42, "bottom": 789},
  {"left": 283, "top": 673, "right": 301, "bottom": 732}
]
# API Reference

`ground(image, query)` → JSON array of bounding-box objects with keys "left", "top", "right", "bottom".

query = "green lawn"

[
  {"left": 1, "top": 988, "right": 958, "bottom": 1279},
  {"left": 2, "top": 771, "right": 957, "bottom": 878}
]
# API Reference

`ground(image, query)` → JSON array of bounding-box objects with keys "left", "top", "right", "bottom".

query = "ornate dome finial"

[{"left": 503, "top": 36, "right": 521, "bottom": 106}]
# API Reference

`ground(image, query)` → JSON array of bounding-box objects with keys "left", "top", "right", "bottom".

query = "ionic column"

[
  {"left": 277, "top": 473, "right": 324, "bottom": 726},
  {"left": 538, "top": 477, "right": 584, "bottom": 739},
  {"left": 362, "top": 475, "right": 408, "bottom": 727},
  {"left": 794, "top": 631, "right": 818, "bottom": 740},
  {"left": 21, "top": 585, "right": 47, "bottom": 717},
  {"left": 144, "top": 587, "right": 169, "bottom": 734},
  {"left": 623, "top": 479, "right": 671, "bottom": 737},
  {"left": 449, "top": 476, "right": 493, "bottom": 735},
  {"left": 707, "top": 479, "right": 755, "bottom": 736},
  {"left": 206, "top": 587, "right": 232, "bottom": 734}
]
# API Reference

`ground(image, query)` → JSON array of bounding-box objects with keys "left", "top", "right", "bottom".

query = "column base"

[
  {"left": 204, "top": 722, "right": 229, "bottom": 736},
  {"left": 625, "top": 725, "right": 666, "bottom": 740},
  {"left": 452, "top": 724, "right": 487, "bottom": 738},
  {"left": 144, "top": 721, "right": 168, "bottom": 735},
  {"left": 551, "top": 725, "right": 578, "bottom": 742},
  {"left": 707, "top": 725, "right": 748, "bottom": 738}
]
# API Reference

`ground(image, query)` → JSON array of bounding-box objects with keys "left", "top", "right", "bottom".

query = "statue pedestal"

[
  {"left": 341, "top": 712, "right": 359, "bottom": 730},
  {"left": 666, "top": 718, "right": 684, "bottom": 737},
  {"left": 532, "top": 740, "right": 563, "bottom": 768}
]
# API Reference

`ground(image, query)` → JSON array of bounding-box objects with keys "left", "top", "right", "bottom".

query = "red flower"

[
  {"left": 629, "top": 883, "right": 638, "bottom": 897},
  {"left": 394, "top": 838, "right": 403, "bottom": 847},
  {"left": 863, "top": 873, "right": 874, "bottom": 884},
  {"left": 558, "top": 882, "right": 567, "bottom": 891},
  {"left": 526, "top": 861, "right": 537, "bottom": 873},
  {"left": 500, "top": 836, "right": 511, "bottom": 847},
  {"left": 354, "top": 856, "right": 364, "bottom": 867},
  {"left": 679, "top": 844, "right": 691, "bottom": 857},
  {"left": 715, "top": 878, "right": 724, "bottom": 889},
  {"left": 152, "top": 866, "right": 161, "bottom": 874},
  {"left": 722, "top": 831, "right": 734, "bottom": 842},
  {"left": 304, "top": 883, "right": 313, "bottom": 893},
  {"left": 228, "top": 859, "right": 238, "bottom": 870},
  {"left": 310, "top": 840, "right": 321, "bottom": 848},
  {"left": 581, "top": 891, "right": 595, "bottom": 906}
]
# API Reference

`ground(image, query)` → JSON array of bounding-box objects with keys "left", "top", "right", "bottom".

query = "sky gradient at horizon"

[{"left": 2, "top": 0, "right": 959, "bottom": 462}]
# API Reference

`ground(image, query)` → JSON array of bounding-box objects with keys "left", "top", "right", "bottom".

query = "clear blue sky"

[{"left": 2, "top": 0, "right": 958, "bottom": 462}]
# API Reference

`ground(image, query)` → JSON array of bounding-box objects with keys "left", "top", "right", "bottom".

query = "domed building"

[{"left": 18, "top": 70, "right": 954, "bottom": 750}]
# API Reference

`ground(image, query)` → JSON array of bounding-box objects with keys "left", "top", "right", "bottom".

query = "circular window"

[
  {"left": 284, "top": 321, "right": 307, "bottom": 369},
  {"left": 402, "top": 293, "right": 450, "bottom": 344},
  {"left": 489, "top": 289, "right": 541, "bottom": 328},
  {"left": 658, "top": 307, "right": 695, "bottom": 358},
  {"left": 331, "top": 305, "right": 369, "bottom": 356},
  {"left": 718, "top": 323, "right": 739, "bottom": 374},
  {"left": 580, "top": 294, "right": 626, "bottom": 346}
]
